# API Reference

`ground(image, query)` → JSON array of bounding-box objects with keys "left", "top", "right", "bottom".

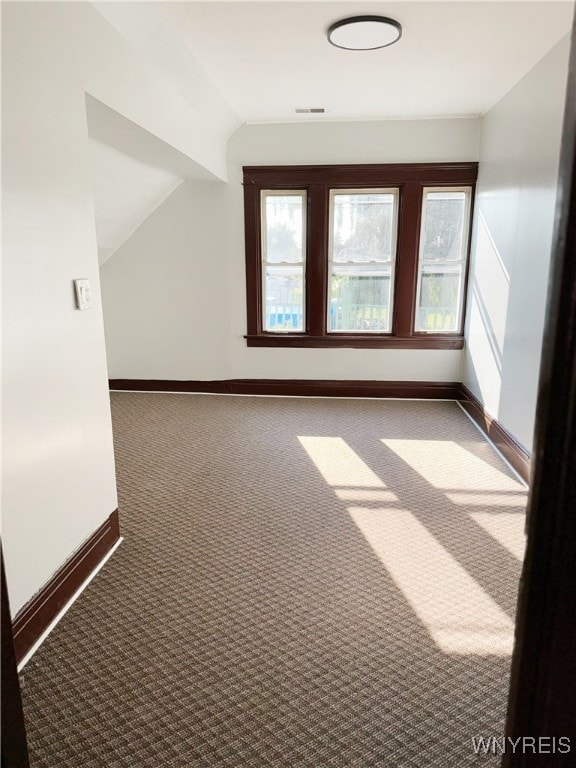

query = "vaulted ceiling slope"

[
  {"left": 93, "top": 0, "right": 242, "bottom": 138},
  {"left": 86, "top": 95, "right": 224, "bottom": 266},
  {"left": 90, "top": 140, "right": 182, "bottom": 266}
]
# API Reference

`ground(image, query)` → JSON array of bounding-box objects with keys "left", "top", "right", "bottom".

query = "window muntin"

[
  {"left": 261, "top": 191, "right": 306, "bottom": 332},
  {"left": 328, "top": 189, "right": 399, "bottom": 333},
  {"left": 415, "top": 188, "right": 472, "bottom": 333}
]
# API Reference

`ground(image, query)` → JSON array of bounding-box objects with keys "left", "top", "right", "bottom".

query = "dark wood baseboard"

[
  {"left": 12, "top": 510, "right": 120, "bottom": 665},
  {"left": 457, "top": 384, "right": 531, "bottom": 484},
  {"left": 109, "top": 378, "right": 532, "bottom": 482},
  {"left": 109, "top": 378, "right": 462, "bottom": 400}
]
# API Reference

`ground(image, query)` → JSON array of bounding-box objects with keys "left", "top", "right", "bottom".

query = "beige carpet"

[{"left": 20, "top": 394, "right": 527, "bottom": 767}]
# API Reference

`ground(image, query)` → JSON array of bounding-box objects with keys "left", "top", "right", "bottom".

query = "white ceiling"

[
  {"left": 160, "top": 0, "right": 573, "bottom": 122},
  {"left": 88, "top": 1, "right": 573, "bottom": 265}
]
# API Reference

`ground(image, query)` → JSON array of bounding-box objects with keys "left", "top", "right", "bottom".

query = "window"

[
  {"left": 415, "top": 189, "right": 472, "bottom": 333},
  {"left": 328, "top": 189, "right": 398, "bottom": 333},
  {"left": 243, "top": 163, "right": 477, "bottom": 349},
  {"left": 261, "top": 191, "right": 306, "bottom": 332}
]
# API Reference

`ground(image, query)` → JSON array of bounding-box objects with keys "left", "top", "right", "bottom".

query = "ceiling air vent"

[{"left": 295, "top": 108, "right": 326, "bottom": 114}]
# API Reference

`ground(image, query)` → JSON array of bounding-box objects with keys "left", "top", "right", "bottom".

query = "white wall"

[
  {"left": 101, "top": 181, "right": 231, "bottom": 380},
  {"left": 463, "top": 36, "right": 571, "bottom": 452},
  {"left": 102, "top": 117, "right": 480, "bottom": 382},
  {"left": 1, "top": 2, "right": 227, "bottom": 614}
]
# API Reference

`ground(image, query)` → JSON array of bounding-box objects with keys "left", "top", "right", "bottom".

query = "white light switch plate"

[{"left": 74, "top": 278, "right": 93, "bottom": 310}]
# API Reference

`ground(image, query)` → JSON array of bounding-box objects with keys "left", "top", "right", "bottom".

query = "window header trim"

[{"left": 243, "top": 163, "right": 479, "bottom": 187}]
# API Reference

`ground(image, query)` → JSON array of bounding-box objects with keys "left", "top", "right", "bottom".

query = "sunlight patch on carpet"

[
  {"left": 470, "top": 512, "right": 526, "bottom": 562},
  {"left": 381, "top": 439, "right": 524, "bottom": 492},
  {"left": 349, "top": 507, "right": 515, "bottom": 655}
]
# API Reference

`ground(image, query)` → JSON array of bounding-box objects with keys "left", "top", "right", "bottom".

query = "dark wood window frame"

[{"left": 243, "top": 163, "right": 478, "bottom": 349}]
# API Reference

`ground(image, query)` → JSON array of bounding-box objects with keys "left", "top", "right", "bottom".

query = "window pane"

[
  {"left": 416, "top": 266, "right": 462, "bottom": 332},
  {"left": 415, "top": 188, "right": 470, "bottom": 333},
  {"left": 264, "top": 265, "right": 304, "bottom": 331},
  {"left": 332, "top": 193, "right": 395, "bottom": 263},
  {"left": 262, "top": 193, "right": 304, "bottom": 264},
  {"left": 329, "top": 265, "right": 392, "bottom": 332},
  {"left": 421, "top": 191, "right": 467, "bottom": 262}
]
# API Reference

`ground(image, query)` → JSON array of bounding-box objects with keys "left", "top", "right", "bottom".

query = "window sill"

[{"left": 245, "top": 334, "right": 465, "bottom": 350}]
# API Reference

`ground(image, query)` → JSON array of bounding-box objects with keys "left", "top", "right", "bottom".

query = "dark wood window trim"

[{"left": 243, "top": 162, "right": 478, "bottom": 349}]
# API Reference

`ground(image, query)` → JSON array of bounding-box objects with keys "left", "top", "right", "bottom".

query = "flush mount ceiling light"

[{"left": 327, "top": 15, "right": 402, "bottom": 51}]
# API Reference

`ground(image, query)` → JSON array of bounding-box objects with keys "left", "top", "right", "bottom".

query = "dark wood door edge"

[
  {"left": 457, "top": 384, "right": 531, "bottom": 484},
  {"left": 12, "top": 510, "right": 121, "bottom": 665},
  {"left": 1, "top": 547, "right": 30, "bottom": 767},
  {"left": 503, "top": 13, "right": 576, "bottom": 766}
]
